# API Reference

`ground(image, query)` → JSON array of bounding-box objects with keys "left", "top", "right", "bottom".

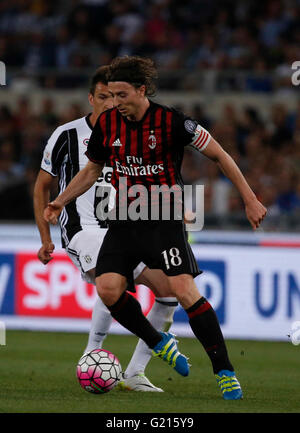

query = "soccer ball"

[{"left": 76, "top": 349, "right": 122, "bottom": 394}]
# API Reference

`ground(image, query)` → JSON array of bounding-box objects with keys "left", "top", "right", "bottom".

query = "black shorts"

[{"left": 95, "top": 221, "right": 201, "bottom": 279}]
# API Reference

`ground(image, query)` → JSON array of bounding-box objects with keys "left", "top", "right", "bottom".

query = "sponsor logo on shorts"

[{"left": 84, "top": 255, "right": 92, "bottom": 264}]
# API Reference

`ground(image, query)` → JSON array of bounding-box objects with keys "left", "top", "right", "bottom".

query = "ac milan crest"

[{"left": 148, "top": 131, "right": 157, "bottom": 149}]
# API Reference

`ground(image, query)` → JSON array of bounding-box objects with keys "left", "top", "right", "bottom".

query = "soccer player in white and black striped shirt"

[{"left": 34, "top": 66, "right": 179, "bottom": 392}]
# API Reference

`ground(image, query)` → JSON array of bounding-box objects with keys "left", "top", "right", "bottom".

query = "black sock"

[
  {"left": 106, "top": 291, "right": 162, "bottom": 349},
  {"left": 186, "top": 297, "right": 234, "bottom": 374}
]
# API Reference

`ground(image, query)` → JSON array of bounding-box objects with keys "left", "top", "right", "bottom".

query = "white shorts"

[{"left": 66, "top": 228, "right": 146, "bottom": 284}]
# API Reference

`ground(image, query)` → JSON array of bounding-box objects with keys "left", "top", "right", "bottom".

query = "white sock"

[
  {"left": 84, "top": 296, "right": 113, "bottom": 354},
  {"left": 124, "top": 297, "right": 178, "bottom": 378}
]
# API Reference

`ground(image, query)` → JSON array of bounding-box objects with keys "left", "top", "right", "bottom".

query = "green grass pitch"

[{"left": 1, "top": 330, "right": 299, "bottom": 413}]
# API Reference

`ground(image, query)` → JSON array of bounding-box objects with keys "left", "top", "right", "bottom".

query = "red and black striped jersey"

[{"left": 86, "top": 100, "right": 211, "bottom": 221}]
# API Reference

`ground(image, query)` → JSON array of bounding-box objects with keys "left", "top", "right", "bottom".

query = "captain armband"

[{"left": 189, "top": 125, "right": 211, "bottom": 152}]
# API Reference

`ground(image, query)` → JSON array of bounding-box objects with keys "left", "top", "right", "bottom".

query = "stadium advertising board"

[
  {"left": 0, "top": 244, "right": 299, "bottom": 342},
  {"left": 0, "top": 253, "right": 14, "bottom": 315},
  {"left": 0, "top": 251, "right": 155, "bottom": 320},
  {"left": 192, "top": 245, "right": 300, "bottom": 341}
]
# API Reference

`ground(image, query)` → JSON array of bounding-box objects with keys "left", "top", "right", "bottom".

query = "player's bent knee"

[
  {"left": 96, "top": 283, "right": 117, "bottom": 306},
  {"left": 96, "top": 274, "right": 126, "bottom": 306}
]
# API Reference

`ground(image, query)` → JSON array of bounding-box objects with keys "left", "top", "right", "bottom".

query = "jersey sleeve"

[
  {"left": 173, "top": 109, "right": 211, "bottom": 152},
  {"left": 85, "top": 116, "right": 111, "bottom": 164},
  {"left": 40, "top": 126, "right": 68, "bottom": 176}
]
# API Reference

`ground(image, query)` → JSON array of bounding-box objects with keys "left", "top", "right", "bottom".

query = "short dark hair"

[
  {"left": 107, "top": 56, "right": 158, "bottom": 96},
  {"left": 89, "top": 65, "right": 109, "bottom": 95}
]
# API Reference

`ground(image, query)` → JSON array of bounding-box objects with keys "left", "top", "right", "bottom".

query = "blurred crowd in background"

[
  {"left": 0, "top": 0, "right": 300, "bottom": 230},
  {"left": 1, "top": 95, "right": 300, "bottom": 229},
  {"left": 0, "top": 0, "right": 300, "bottom": 91}
]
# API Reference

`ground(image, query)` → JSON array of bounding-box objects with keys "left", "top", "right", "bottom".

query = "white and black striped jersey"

[{"left": 41, "top": 115, "right": 115, "bottom": 248}]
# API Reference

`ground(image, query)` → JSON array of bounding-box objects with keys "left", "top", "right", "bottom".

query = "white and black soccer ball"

[{"left": 77, "top": 349, "right": 122, "bottom": 394}]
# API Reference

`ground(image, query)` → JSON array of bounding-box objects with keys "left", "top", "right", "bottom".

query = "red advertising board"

[{"left": 15, "top": 252, "right": 155, "bottom": 318}]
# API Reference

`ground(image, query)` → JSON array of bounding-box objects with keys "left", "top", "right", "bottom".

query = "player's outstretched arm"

[
  {"left": 202, "top": 137, "right": 267, "bottom": 230},
  {"left": 44, "top": 160, "right": 104, "bottom": 225},
  {"left": 34, "top": 169, "right": 56, "bottom": 264}
]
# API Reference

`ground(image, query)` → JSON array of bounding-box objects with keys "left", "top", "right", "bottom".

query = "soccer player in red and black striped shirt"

[
  {"left": 45, "top": 56, "right": 267, "bottom": 400},
  {"left": 86, "top": 91, "right": 207, "bottom": 222}
]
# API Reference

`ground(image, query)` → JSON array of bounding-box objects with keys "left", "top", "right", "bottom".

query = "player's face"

[
  {"left": 88, "top": 82, "right": 113, "bottom": 116},
  {"left": 108, "top": 81, "right": 146, "bottom": 119}
]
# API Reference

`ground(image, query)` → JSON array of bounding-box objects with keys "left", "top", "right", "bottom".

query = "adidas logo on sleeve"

[{"left": 112, "top": 138, "right": 122, "bottom": 146}]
